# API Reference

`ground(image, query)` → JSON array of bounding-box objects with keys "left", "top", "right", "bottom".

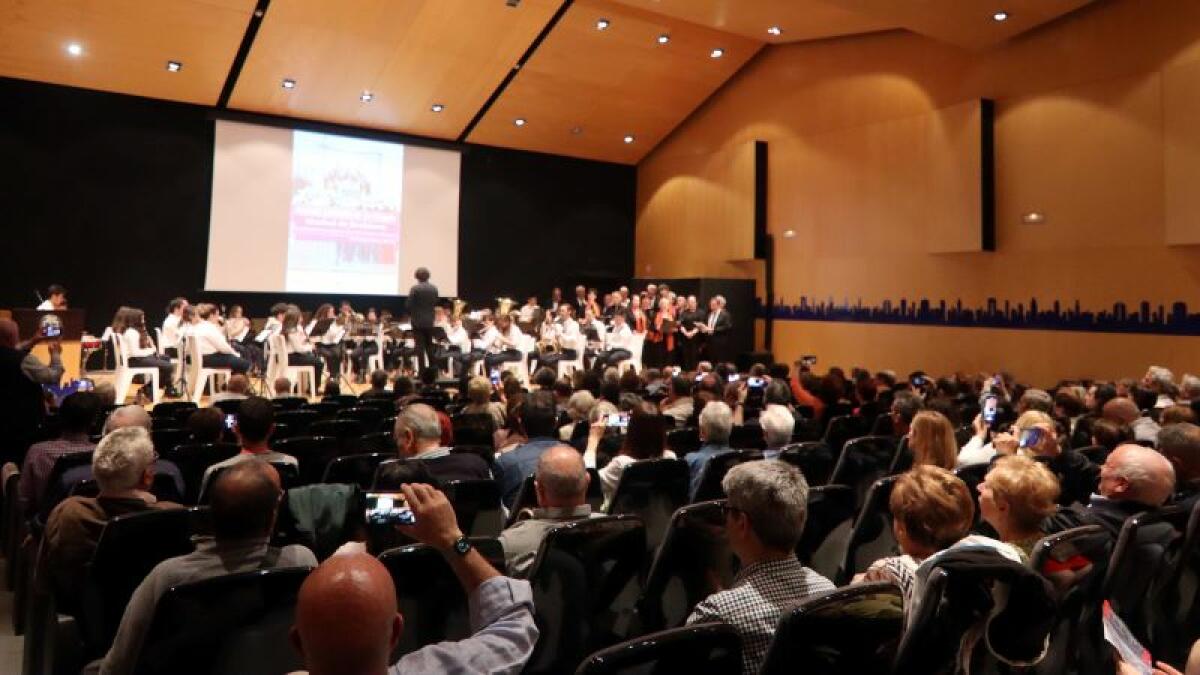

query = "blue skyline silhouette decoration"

[{"left": 766, "top": 296, "right": 1200, "bottom": 336}]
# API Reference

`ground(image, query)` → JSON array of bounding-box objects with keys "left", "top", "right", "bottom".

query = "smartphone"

[
  {"left": 365, "top": 492, "right": 416, "bottom": 526},
  {"left": 42, "top": 324, "right": 61, "bottom": 338},
  {"left": 911, "top": 375, "right": 926, "bottom": 387},
  {"left": 982, "top": 394, "right": 998, "bottom": 426},
  {"left": 747, "top": 377, "right": 765, "bottom": 388},
  {"left": 670, "top": 366, "right": 681, "bottom": 376},
  {"left": 800, "top": 355, "right": 817, "bottom": 367},
  {"left": 728, "top": 374, "right": 740, "bottom": 383},
  {"left": 993, "top": 375, "right": 1002, "bottom": 388},
  {"left": 606, "top": 412, "right": 630, "bottom": 429},
  {"left": 1018, "top": 427, "right": 1043, "bottom": 450},
  {"left": 489, "top": 368, "right": 500, "bottom": 386},
  {"left": 695, "top": 373, "right": 706, "bottom": 382},
  {"left": 224, "top": 414, "right": 236, "bottom": 431}
]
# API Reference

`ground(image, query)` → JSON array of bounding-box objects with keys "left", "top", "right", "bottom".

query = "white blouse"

[
  {"left": 285, "top": 327, "right": 314, "bottom": 354},
  {"left": 160, "top": 314, "right": 182, "bottom": 348},
  {"left": 121, "top": 328, "right": 156, "bottom": 359},
  {"left": 193, "top": 320, "right": 238, "bottom": 356}
]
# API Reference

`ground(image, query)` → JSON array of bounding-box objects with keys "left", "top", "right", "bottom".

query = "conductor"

[{"left": 408, "top": 267, "right": 439, "bottom": 374}]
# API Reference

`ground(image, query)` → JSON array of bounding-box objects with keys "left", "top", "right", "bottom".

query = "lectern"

[{"left": 12, "top": 308, "right": 87, "bottom": 383}]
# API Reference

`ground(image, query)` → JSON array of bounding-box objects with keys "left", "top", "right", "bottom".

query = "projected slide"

[{"left": 285, "top": 131, "right": 405, "bottom": 293}]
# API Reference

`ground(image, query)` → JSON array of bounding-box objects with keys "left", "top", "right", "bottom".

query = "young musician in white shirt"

[
  {"left": 594, "top": 311, "right": 633, "bottom": 371},
  {"left": 160, "top": 297, "right": 188, "bottom": 358},
  {"left": 435, "top": 315, "right": 472, "bottom": 377},
  {"left": 486, "top": 315, "right": 524, "bottom": 371},
  {"left": 309, "top": 304, "right": 346, "bottom": 382},
  {"left": 37, "top": 284, "right": 67, "bottom": 311},
  {"left": 283, "top": 306, "right": 325, "bottom": 388},
  {"left": 459, "top": 314, "right": 499, "bottom": 378},
  {"left": 193, "top": 304, "right": 251, "bottom": 374},
  {"left": 534, "top": 303, "right": 581, "bottom": 371},
  {"left": 111, "top": 306, "right": 175, "bottom": 397}
]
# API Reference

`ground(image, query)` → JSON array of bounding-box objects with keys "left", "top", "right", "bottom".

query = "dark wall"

[{"left": 0, "top": 77, "right": 635, "bottom": 333}]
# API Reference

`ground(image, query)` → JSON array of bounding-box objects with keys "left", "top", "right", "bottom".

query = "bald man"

[
  {"left": 100, "top": 461, "right": 316, "bottom": 675},
  {"left": 104, "top": 404, "right": 152, "bottom": 433},
  {"left": 1043, "top": 443, "right": 1176, "bottom": 541},
  {"left": 0, "top": 317, "right": 55, "bottom": 463},
  {"left": 291, "top": 483, "right": 538, "bottom": 675},
  {"left": 1103, "top": 397, "right": 1161, "bottom": 445},
  {"left": 498, "top": 444, "right": 595, "bottom": 578}
]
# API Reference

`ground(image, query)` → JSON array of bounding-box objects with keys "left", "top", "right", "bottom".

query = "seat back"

[
  {"left": 692, "top": 450, "right": 762, "bottom": 503},
  {"left": 525, "top": 515, "right": 647, "bottom": 675},
  {"left": 452, "top": 413, "right": 497, "bottom": 446},
  {"left": 323, "top": 452, "right": 393, "bottom": 489},
  {"left": 637, "top": 500, "right": 735, "bottom": 632},
  {"left": 759, "top": 582, "right": 903, "bottom": 675},
  {"left": 1152, "top": 500, "right": 1200, "bottom": 665},
  {"left": 378, "top": 539, "right": 506, "bottom": 659},
  {"left": 822, "top": 415, "right": 866, "bottom": 457},
  {"left": 309, "top": 419, "right": 367, "bottom": 454},
  {"left": 358, "top": 431, "right": 397, "bottom": 453},
  {"left": 81, "top": 508, "right": 195, "bottom": 653},
  {"left": 1028, "top": 525, "right": 1113, "bottom": 674},
  {"left": 305, "top": 401, "right": 341, "bottom": 419},
  {"left": 1075, "top": 444, "right": 1111, "bottom": 466},
  {"left": 837, "top": 475, "right": 899, "bottom": 585},
  {"left": 728, "top": 424, "right": 766, "bottom": 450},
  {"left": 162, "top": 442, "right": 239, "bottom": 505},
  {"left": 442, "top": 479, "right": 503, "bottom": 538},
  {"left": 954, "top": 462, "right": 990, "bottom": 525},
  {"left": 829, "top": 435, "right": 899, "bottom": 511},
  {"left": 607, "top": 458, "right": 689, "bottom": 552},
  {"left": 665, "top": 427, "right": 700, "bottom": 456},
  {"left": 273, "top": 410, "right": 319, "bottom": 435},
  {"left": 150, "top": 428, "right": 190, "bottom": 456},
  {"left": 338, "top": 406, "right": 383, "bottom": 430},
  {"left": 575, "top": 622, "right": 741, "bottom": 675},
  {"left": 38, "top": 450, "right": 97, "bottom": 521},
  {"left": 151, "top": 402, "right": 197, "bottom": 419},
  {"left": 199, "top": 461, "right": 298, "bottom": 504},
  {"left": 797, "top": 484, "right": 857, "bottom": 582},
  {"left": 888, "top": 436, "right": 913, "bottom": 475},
  {"left": 1101, "top": 504, "right": 1190, "bottom": 650},
  {"left": 270, "top": 436, "right": 339, "bottom": 487},
  {"left": 134, "top": 567, "right": 311, "bottom": 675},
  {"left": 777, "top": 441, "right": 835, "bottom": 486},
  {"left": 507, "top": 474, "right": 538, "bottom": 527}
]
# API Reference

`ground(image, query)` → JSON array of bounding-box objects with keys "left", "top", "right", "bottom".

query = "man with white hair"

[
  {"left": 1178, "top": 374, "right": 1200, "bottom": 404},
  {"left": 498, "top": 444, "right": 596, "bottom": 577},
  {"left": 1143, "top": 365, "right": 1177, "bottom": 409},
  {"left": 687, "top": 460, "right": 834, "bottom": 675},
  {"left": 699, "top": 295, "right": 733, "bottom": 364},
  {"left": 1043, "top": 443, "right": 1176, "bottom": 541},
  {"left": 686, "top": 401, "right": 735, "bottom": 499},
  {"left": 45, "top": 427, "right": 182, "bottom": 600},
  {"left": 393, "top": 403, "right": 489, "bottom": 484},
  {"left": 759, "top": 407, "right": 794, "bottom": 460},
  {"left": 104, "top": 404, "right": 152, "bottom": 433}
]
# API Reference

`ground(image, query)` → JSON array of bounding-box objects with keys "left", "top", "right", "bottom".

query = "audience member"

[
  {"left": 100, "top": 461, "right": 316, "bottom": 675},
  {"left": 593, "top": 405, "right": 675, "bottom": 507},
  {"left": 560, "top": 390, "right": 595, "bottom": 443},
  {"left": 760, "top": 406, "right": 794, "bottom": 460},
  {"left": 1017, "top": 389, "right": 1054, "bottom": 415},
  {"left": 0, "top": 318, "right": 52, "bottom": 462},
  {"left": 1042, "top": 444, "right": 1175, "bottom": 541},
  {"left": 889, "top": 391, "right": 923, "bottom": 437},
  {"left": 494, "top": 391, "right": 561, "bottom": 508},
  {"left": 1161, "top": 404, "right": 1197, "bottom": 426},
  {"left": 1103, "top": 397, "right": 1160, "bottom": 445},
  {"left": 185, "top": 407, "right": 226, "bottom": 444},
  {"left": 103, "top": 404, "right": 153, "bottom": 433},
  {"left": 363, "top": 369, "right": 391, "bottom": 398},
  {"left": 686, "top": 401, "right": 735, "bottom": 499},
  {"left": 909, "top": 410, "right": 958, "bottom": 469},
  {"left": 198, "top": 396, "right": 297, "bottom": 498},
  {"left": 1156, "top": 423, "right": 1200, "bottom": 505},
  {"left": 461, "top": 376, "right": 505, "bottom": 429},
  {"left": 210, "top": 374, "right": 250, "bottom": 403},
  {"left": 993, "top": 410, "right": 1098, "bottom": 506},
  {"left": 1091, "top": 417, "right": 1130, "bottom": 458},
  {"left": 499, "top": 445, "right": 597, "bottom": 577},
  {"left": 19, "top": 391, "right": 100, "bottom": 516},
  {"left": 977, "top": 456, "right": 1060, "bottom": 559},
  {"left": 44, "top": 427, "right": 182, "bottom": 600},
  {"left": 1143, "top": 365, "right": 1178, "bottom": 409},
  {"left": 686, "top": 461, "right": 834, "bottom": 675},
  {"left": 394, "top": 403, "right": 489, "bottom": 484},
  {"left": 273, "top": 377, "right": 296, "bottom": 397},
  {"left": 658, "top": 376, "right": 694, "bottom": 427}
]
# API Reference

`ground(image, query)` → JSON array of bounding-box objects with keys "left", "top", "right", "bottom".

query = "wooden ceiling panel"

[
  {"left": 609, "top": 0, "right": 897, "bottom": 43},
  {"left": 468, "top": 0, "right": 762, "bottom": 164},
  {"left": 821, "top": 0, "right": 1098, "bottom": 49},
  {"left": 0, "top": 0, "right": 256, "bottom": 104},
  {"left": 228, "top": 0, "right": 562, "bottom": 140}
]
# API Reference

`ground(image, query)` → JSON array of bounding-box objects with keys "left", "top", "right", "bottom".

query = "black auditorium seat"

[{"left": 575, "top": 622, "right": 741, "bottom": 675}]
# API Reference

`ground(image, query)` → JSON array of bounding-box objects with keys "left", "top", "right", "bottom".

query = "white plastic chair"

[
  {"left": 265, "top": 333, "right": 317, "bottom": 399},
  {"left": 503, "top": 334, "right": 536, "bottom": 386},
  {"left": 556, "top": 334, "right": 584, "bottom": 377},
  {"left": 110, "top": 331, "right": 161, "bottom": 404},
  {"left": 367, "top": 325, "right": 385, "bottom": 373},
  {"left": 183, "top": 335, "right": 231, "bottom": 404},
  {"left": 618, "top": 332, "right": 646, "bottom": 375}
]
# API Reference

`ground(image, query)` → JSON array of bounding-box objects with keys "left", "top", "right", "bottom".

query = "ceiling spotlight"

[
  {"left": 360, "top": 91, "right": 374, "bottom": 102},
  {"left": 431, "top": 103, "right": 445, "bottom": 113},
  {"left": 66, "top": 42, "right": 83, "bottom": 57},
  {"left": 992, "top": 10, "right": 1009, "bottom": 21},
  {"left": 656, "top": 34, "right": 670, "bottom": 45},
  {"left": 514, "top": 118, "right": 527, "bottom": 127},
  {"left": 166, "top": 60, "right": 182, "bottom": 72},
  {"left": 783, "top": 229, "right": 796, "bottom": 238},
  {"left": 596, "top": 18, "right": 610, "bottom": 30},
  {"left": 767, "top": 26, "right": 782, "bottom": 36},
  {"left": 710, "top": 48, "right": 725, "bottom": 59},
  {"left": 281, "top": 78, "right": 296, "bottom": 89},
  {"left": 571, "top": 126, "right": 583, "bottom": 135},
  {"left": 623, "top": 135, "right": 635, "bottom": 144}
]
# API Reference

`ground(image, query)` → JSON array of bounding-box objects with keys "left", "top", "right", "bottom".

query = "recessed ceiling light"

[
  {"left": 514, "top": 118, "right": 527, "bottom": 127},
  {"left": 656, "top": 34, "right": 670, "bottom": 45},
  {"left": 431, "top": 103, "right": 445, "bottom": 113},
  {"left": 66, "top": 43, "right": 83, "bottom": 57},
  {"left": 166, "top": 60, "right": 182, "bottom": 73},
  {"left": 360, "top": 91, "right": 374, "bottom": 102},
  {"left": 783, "top": 229, "right": 796, "bottom": 238},
  {"left": 710, "top": 48, "right": 725, "bottom": 59},
  {"left": 993, "top": 10, "right": 1009, "bottom": 21},
  {"left": 623, "top": 135, "right": 635, "bottom": 144},
  {"left": 596, "top": 18, "right": 610, "bottom": 30},
  {"left": 282, "top": 78, "right": 296, "bottom": 89},
  {"left": 767, "top": 26, "right": 782, "bottom": 36}
]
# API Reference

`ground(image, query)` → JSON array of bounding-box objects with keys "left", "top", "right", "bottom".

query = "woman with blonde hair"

[
  {"left": 978, "top": 455, "right": 1061, "bottom": 559},
  {"left": 909, "top": 410, "right": 958, "bottom": 470}
]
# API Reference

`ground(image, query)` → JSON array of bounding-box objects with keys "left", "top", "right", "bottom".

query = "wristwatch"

[{"left": 450, "top": 535, "right": 472, "bottom": 556}]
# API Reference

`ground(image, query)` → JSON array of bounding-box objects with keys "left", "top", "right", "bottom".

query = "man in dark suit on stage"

[
  {"left": 700, "top": 295, "right": 733, "bottom": 364},
  {"left": 408, "top": 267, "right": 439, "bottom": 374}
]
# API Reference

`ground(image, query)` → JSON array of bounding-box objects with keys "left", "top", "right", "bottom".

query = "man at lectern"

[
  {"left": 36, "top": 284, "right": 68, "bottom": 310},
  {"left": 408, "top": 267, "right": 439, "bottom": 374}
]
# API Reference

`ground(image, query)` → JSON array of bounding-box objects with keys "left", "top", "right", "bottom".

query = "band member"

[
  {"left": 160, "top": 297, "right": 188, "bottom": 359},
  {"left": 308, "top": 304, "right": 345, "bottom": 381},
  {"left": 644, "top": 297, "right": 676, "bottom": 368},
  {"left": 112, "top": 307, "right": 176, "bottom": 397},
  {"left": 194, "top": 303, "right": 252, "bottom": 375},
  {"left": 349, "top": 308, "right": 381, "bottom": 382},
  {"left": 698, "top": 295, "right": 733, "bottom": 364},
  {"left": 678, "top": 295, "right": 705, "bottom": 370},
  {"left": 594, "top": 311, "right": 633, "bottom": 371},
  {"left": 283, "top": 306, "right": 324, "bottom": 388},
  {"left": 434, "top": 314, "right": 472, "bottom": 376},
  {"left": 534, "top": 303, "right": 581, "bottom": 371},
  {"left": 224, "top": 304, "right": 263, "bottom": 372}
]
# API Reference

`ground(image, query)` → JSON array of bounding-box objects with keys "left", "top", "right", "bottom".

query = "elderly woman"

[
  {"left": 909, "top": 410, "right": 958, "bottom": 470},
  {"left": 978, "top": 455, "right": 1061, "bottom": 559},
  {"left": 460, "top": 376, "right": 505, "bottom": 430},
  {"left": 560, "top": 390, "right": 596, "bottom": 443}
]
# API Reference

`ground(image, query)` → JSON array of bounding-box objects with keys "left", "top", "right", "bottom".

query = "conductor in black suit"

[
  {"left": 699, "top": 295, "right": 733, "bottom": 364},
  {"left": 408, "top": 267, "right": 439, "bottom": 374}
]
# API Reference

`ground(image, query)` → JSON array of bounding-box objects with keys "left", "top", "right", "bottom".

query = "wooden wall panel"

[{"left": 1165, "top": 57, "right": 1200, "bottom": 246}]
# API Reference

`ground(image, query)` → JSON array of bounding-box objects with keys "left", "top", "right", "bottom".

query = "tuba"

[
  {"left": 452, "top": 298, "right": 468, "bottom": 320},
  {"left": 496, "top": 297, "right": 515, "bottom": 317}
]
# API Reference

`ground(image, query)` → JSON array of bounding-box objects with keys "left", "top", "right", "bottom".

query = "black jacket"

[
  {"left": 0, "top": 346, "right": 46, "bottom": 463},
  {"left": 1037, "top": 450, "right": 1100, "bottom": 507},
  {"left": 407, "top": 281, "right": 439, "bottom": 329},
  {"left": 1041, "top": 495, "right": 1154, "bottom": 541}
]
